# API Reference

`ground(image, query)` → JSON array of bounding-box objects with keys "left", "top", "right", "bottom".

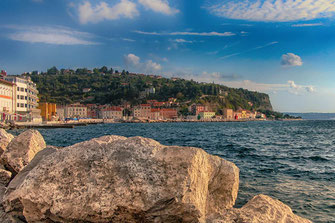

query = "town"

[{"left": 0, "top": 70, "right": 268, "bottom": 126}]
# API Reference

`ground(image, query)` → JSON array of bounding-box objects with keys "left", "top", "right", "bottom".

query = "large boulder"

[
  {"left": 208, "top": 194, "right": 312, "bottom": 223},
  {"left": 1, "top": 130, "right": 46, "bottom": 175},
  {"left": 3, "top": 135, "right": 239, "bottom": 223},
  {"left": 0, "top": 129, "right": 14, "bottom": 156}
]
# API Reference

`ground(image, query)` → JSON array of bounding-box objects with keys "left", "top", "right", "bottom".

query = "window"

[
  {"left": 25, "top": 88, "right": 27, "bottom": 92},
  {"left": 20, "top": 96, "right": 24, "bottom": 100},
  {"left": 25, "top": 104, "right": 27, "bottom": 108},
  {"left": 25, "top": 96, "right": 27, "bottom": 100},
  {"left": 20, "top": 103, "right": 24, "bottom": 107},
  {"left": 17, "top": 95, "right": 20, "bottom": 99},
  {"left": 17, "top": 103, "right": 19, "bottom": 107},
  {"left": 17, "top": 87, "right": 19, "bottom": 91}
]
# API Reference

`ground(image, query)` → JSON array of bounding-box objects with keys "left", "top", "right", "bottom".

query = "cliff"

[{"left": 0, "top": 130, "right": 309, "bottom": 223}]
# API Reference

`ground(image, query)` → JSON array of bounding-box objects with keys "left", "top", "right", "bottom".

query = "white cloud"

[
  {"left": 288, "top": 80, "right": 298, "bottom": 89},
  {"left": 124, "top": 53, "right": 162, "bottom": 73},
  {"left": 291, "top": 23, "right": 324, "bottom": 27},
  {"left": 134, "top": 30, "right": 235, "bottom": 36},
  {"left": 78, "top": 0, "right": 138, "bottom": 24},
  {"left": 145, "top": 60, "right": 162, "bottom": 72},
  {"left": 138, "top": 0, "right": 179, "bottom": 15},
  {"left": 124, "top": 53, "right": 140, "bottom": 66},
  {"left": 173, "top": 39, "right": 193, "bottom": 43},
  {"left": 6, "top": 25, "right": 97, "bottom": 45},
  {"left": 208, "top": 0, "right": 335, "bottom": 22},
  {"left": 281, "top": 53, "right": 303, "bottom": 67},
  {"left": 306, "top": 86, "right": 315, "bottom": 93},
  {"left": 288, "top": 80, "right": 315, "bottom": 94},
  {"left": 122, "top": 38, "right": 136, "bottom": 42}
]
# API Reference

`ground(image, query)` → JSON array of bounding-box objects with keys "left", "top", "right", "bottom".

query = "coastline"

[{"left": 0, "top": 118, "right": 305, "bottom": 130}]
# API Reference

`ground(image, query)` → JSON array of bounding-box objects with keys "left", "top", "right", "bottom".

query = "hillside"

[{"left": 26, "top": 66, "right": 273, "bottom": 112}]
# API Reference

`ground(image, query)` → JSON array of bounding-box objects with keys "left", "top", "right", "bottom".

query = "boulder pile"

[{"left": 0, "top": 129, "right": 311, "bottom": 223}]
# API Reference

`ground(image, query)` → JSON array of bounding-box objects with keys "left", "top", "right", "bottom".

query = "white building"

[
  {"left": 4, "top": 76, "right": 39, "bottom": 114},
  {"left": 0, "top": 79, "right": 16, "bottom": 120},
  {"left": 57, "top": 104, "right": 87, "bottom": 119}
]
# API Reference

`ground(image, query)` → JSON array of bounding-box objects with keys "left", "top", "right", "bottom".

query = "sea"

[{"left": 9, "top": 120, "right": 335, "bottom": 223}]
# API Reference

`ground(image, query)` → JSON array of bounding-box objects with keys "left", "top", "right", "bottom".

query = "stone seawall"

[{"left": 0, "top": 129, "right": 311, "bottom": 223}]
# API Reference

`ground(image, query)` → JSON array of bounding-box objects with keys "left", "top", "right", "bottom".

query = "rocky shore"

[{"left": 0, "top": 129, "right": 311, "bottom": 223}]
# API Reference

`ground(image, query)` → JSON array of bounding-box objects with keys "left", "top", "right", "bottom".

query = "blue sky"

[{"left": 1, "top": 0, "right": 335, "bottom": 112}]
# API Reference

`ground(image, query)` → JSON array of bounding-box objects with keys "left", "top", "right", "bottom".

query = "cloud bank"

[{"left": 208, "top": 0, "right": 335, "bottom": 22}]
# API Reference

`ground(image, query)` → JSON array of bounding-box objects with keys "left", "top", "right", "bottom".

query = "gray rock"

[
  {"left": 0, "top": 129, "right": 14, "bottom": 157},
  {"left": 3, "top": 135, "right": 239, "bottom": 223},
  {"left": 1, "top": 130, "right": 46, "bottom": 175},
  {"left": 207, "top": 194, "right": 312, "bottom": 223}
]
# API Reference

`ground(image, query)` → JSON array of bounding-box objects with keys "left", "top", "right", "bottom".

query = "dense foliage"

[
  {"left": 258, "top": 110, "right": 302, "bottom": 120},
  {"left": 26, "top": 66, "right": 273, "bottom": 112}
]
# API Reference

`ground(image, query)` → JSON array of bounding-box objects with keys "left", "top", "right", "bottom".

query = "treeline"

[{"left": 26, "top": 66, "right": 273, "bottom": 112}]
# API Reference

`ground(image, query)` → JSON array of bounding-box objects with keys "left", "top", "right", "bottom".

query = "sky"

[{"left": 0, "top": 0, "right": 335, "bottom": 112}]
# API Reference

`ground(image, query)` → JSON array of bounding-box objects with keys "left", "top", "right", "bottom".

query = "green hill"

[{"left": 26, "top": 66, "right": 273, "bottom": 113}]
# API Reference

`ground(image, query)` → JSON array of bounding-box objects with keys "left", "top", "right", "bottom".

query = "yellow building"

[
  {"left": 199, "top": 111, "right": 215, "bottom": 119},
  {"left": 38, "top": 102, "right": 56, "bottom": 121}
]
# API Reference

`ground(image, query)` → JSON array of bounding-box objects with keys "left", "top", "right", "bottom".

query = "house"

[
  {"left": 82, "top": 88, "right": 91, "bottom": 93},
  {"left": 150, "top": 108, "right": 161, "bottom": 120},
  {"left": 58, "top": 104, "right": 87, "bottom": 119},
  {"left": 160, "top": 108, "right": 177, "bottom": 119},
  {"left": 100, "top": 106, "right": 123, "bottom": 120},
  {"left": 199, "top": 111, "right": 215, "bottom": 119},
  {"left": 133, "top": 104, "right": 151, "bottom": 119},
  {"left": 190, "top": 104, "right": 206, "bottom": 115},
  {"left": 38, "top": 103, "right": 57, "bottom": 121},
  {"left": 223, "top": 108, "right": 234, "bottom": 120}
]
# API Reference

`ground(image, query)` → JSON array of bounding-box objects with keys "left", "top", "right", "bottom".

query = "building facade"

[
  {"left": 223, "top": 108, "right": 234, "bottom": 120},
  {"left": 0, "top": 79, "right": 16, "bottom": 120},
  {"left": 100, "top": 106, "right": 123, "bottom": 119},
  {"left": 199, "top": 111, "right": 215, "bottom": 119},
  {"left": 4, "top": 76, "right": 39, "bottom": 114},
  {"left": 57, "top": 104, "right": 87, "bottom": 119}
]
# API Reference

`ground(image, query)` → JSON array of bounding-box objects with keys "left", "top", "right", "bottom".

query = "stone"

[
  {"left": 208, "top": 194, "right": 312, "bottom": 223},
  {"left": 0, "top": 129, "right": 14, "bottom": 157},
  {"left": 0, "top": 169, "right": 12, "bottom": 186},
  {"left": 3, "top": 135, "right": 239, "bottom": 223},
  {"left": 1, "top": 130, "right": 46, "bottom": 175}
]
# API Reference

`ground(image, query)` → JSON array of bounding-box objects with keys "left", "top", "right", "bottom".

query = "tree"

[
  {"left": 47, "top": 66, "right": 58, "bottom": 75},
  {"left": 99, "top": 66, "right": 108, "bottom": 73}
]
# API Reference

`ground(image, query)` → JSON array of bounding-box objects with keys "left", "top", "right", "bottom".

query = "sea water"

[{"left": 10, "top": 120, "right": 335, "bottom": 223}]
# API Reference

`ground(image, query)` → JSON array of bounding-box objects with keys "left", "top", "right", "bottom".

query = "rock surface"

[
  {"left": 0, "top": 129, "right": 14, "bottom": 156},
  {"left": 1, "top": 130, "right": 46, "bottom": 175},
  {"left": 3, "top": 135, "right": 239, "bottom": 223},
  {"left": 0, "top": 169, "right": 12, "bottom": 186},
  {"left": 208, "top": 194, "right": 312, "bottom": 223}
]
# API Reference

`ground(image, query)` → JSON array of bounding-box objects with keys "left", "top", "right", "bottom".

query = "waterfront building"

[
  {"left": 223, "top": 108, "right": 234, "bottom": 120},
  {"left": 199, "top": 111, "right": 216, "bottom": 119},
  {"left": 160, "top": 108, "right": 178, "bottom": 120},
  {"left": 0, "top": 78, "right": 16, "bottom": 121},
  {"left": 150, "top": 108, "right": 161, "bottom": 120},
  {"left": 4, "top": 75, "right": 39, "bottom": 114},
  {"left": 86, "top": 104, "right": 99, "bottom": 119},
  {"left": 38, "top": 103, "right": 57, "bottom": 121},
  {"left": 58, "top": 104, "right": 87, "bottom": 119},
  {"left": 133, "top": 104, "right": 151, "bottom": 119},
  {"left": 190, "top": 104, "right": 206, "bottom": 115},
  {"left": 100, "top": 106, "right": 123, "bottom": 120}
]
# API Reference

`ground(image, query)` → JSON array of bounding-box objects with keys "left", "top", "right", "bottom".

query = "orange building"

[{"left": 38, "top": 102, "right": 56, "bottom": 121}]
